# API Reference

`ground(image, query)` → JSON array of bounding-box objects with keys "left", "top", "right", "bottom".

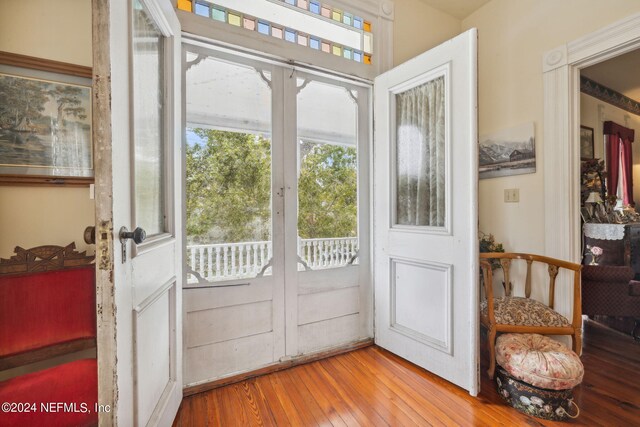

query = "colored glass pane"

[
  {"left": 310, "top": 37, "right": 320, "bottom": 49},
  {"left": 363, "top": 33, "right": 372, "bottom": 54},
  {"left": 364, "top": 53, "right": 371, "bottom": 64},
  {"left": 309, "top": 1, "right": 320, "bottom": 14},
  {"left": 343, "top": 13, "right": 352, "bottom": 26},
  {"left": 177, "top": 0, "right": 192, "bottom": 12},
  {"left": 332, "top": 10, "right": 342, "bottom": 22},
  {"left": 258, "top": 21, "right": 270, "bottom": 35},
  {"left": 194, "top": 1, "right": 209, "bottom": 17},
  {"left": 297, "top": 0, "right": 308, "bottom": 10},
  {"left": 321, "top": 6, "right": 331, "bottom": 18},
  {"left": 285, "top": 28, "right": 296, "bottom": 42},
  {"left": 353, "top": 51, "right": 362, "bottom": 62},
  {"left": 343, "top": 48, "right": 352, "bottom": 59},
  {"left": 321, "top": 41, "right": 330, "bottom": 53},
  {"left": 353, "top": 17, "right": 363, "bottom": 29},
  {"left": 243, "top": 17, "right": 256, "bottom": 31},
  {"left": 272, "top": 26, "right": 283, "bottom": 39},
  {"left": 363, "top": 21, "right": 371, "bottom": 32},
  {"left": 332, "top": 45, "right": 342, "bottom": 56},
  {"left": 228, "top": 12, "right": 241, "bottom": 26},
  {"left": 212, "top": 6, "right": 226, "bottom": 22},
  {"left": 285, "top": 0, "right": 295, "bottom": 4},
  {"left": 297, "top": 34, "right": 308, "bottom": 46}
]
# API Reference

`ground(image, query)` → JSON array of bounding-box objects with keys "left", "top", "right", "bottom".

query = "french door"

[{"left": 182, "top": 42, "right": 371, "bottom": 386}]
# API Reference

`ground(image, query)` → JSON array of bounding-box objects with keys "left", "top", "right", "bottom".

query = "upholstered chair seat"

[{"left": 481, "top": 297, "right": 571, "bottom": 328}]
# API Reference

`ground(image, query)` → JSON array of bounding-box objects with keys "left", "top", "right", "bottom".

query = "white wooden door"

[
  {"left": 108, "top": 0, "right": 183, "bottom": 425},
  {"left": 373, "top": 29, "right": 479, "bottom": 395}
]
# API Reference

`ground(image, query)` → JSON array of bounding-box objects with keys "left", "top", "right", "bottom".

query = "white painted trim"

[{"left": 543, "top": 12, "right": 640, "bottom": 321}]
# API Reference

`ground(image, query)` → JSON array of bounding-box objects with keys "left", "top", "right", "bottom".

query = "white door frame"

[{"left": 543, "top": 12, "right": 640, "bottom": 320}]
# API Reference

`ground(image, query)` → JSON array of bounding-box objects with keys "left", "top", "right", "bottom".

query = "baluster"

[
  {"left": 259, "top": 243, "right": 265, "bottom": 272},
  {"left": 223, "top": 246, "right": 229, "bottom": 277},
  {"left": 207, "top": 247, "right": 213, "bottom": 280},
  {"left": 311, "top": 240, "right": 320, "bottom": 267},
  {"left": 231, "top": 245, "right": 237, "bottom": 276},
  {"left": 330, "top": 240, "right": 335, "bottom": 266},
  {"left": 190, "top": 248, "right": 195, "bottom": 271},
  {"left": 340, "top": 240, "right": 346, "bottom": 265},
  {"left": 304, "top": 241, "right": 310, "bottom": 266},
  {"left": 238, "top": 244, "right": 244, "bottom": 276},
  {"left": 245, "top": 244, "right": 250, "bottom": 275},
  {"left": 199, "top": 248, "right": 205, "bottom": 278},
  {"left": 252, "top": 244, "right": 259, "bottom": 273},
  {"left": 215, "top": 246, "right": 221, "bottom": 278}
]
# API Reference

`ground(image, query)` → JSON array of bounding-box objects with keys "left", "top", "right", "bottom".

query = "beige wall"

[
  {"left": 463, "top": 0, "right": 640, "bottom": 254},
  {"left": 581, "top": 93, "right": 640, "bottom": 204},
  {"left": 393, "top": 0, "right": 461, "bottom": 66},
  {"left": 0, "top": 0, "right": 94, "bottom": 258}
]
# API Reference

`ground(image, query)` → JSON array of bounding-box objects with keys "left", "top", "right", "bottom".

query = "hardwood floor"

[{"left": 173, "top": 320, "right": 640, "bottom": 426}]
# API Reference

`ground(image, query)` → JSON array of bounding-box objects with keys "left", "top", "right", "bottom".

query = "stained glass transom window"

[{"left": 177, "top": 0, "right": 373, "bottom": 65}]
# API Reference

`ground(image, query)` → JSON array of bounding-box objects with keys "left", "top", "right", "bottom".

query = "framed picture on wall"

[
  {"left": 580, "top": 125, "right": 595, "bottom": 160},
  {"left": 0, "top": 51, "right": 93, "bottom": 186}
]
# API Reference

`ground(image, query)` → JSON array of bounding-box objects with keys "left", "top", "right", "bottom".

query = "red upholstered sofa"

[{"left": 0, "top": 264, "right": 98, "bottom": 427}]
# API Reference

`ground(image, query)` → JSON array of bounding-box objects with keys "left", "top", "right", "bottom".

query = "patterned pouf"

[{"left": 495, "top": 333, "right": 584, "bottom": 421}]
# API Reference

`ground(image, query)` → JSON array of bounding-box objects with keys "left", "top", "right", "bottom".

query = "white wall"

[
  {"left": 393, "top": 0, "right": 461, "bottom": 66},
  {"left": 463, "top": 0, "right": 640, "bottom": 254},
  {"left": 581, "top": 93, "right": 640, "bottom": 204},
  {"left": 0, "top": 0, "right": 94, "bottom": 258}
]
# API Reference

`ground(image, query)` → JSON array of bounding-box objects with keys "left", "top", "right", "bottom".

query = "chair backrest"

[{"left": 480, "top": 252, "right": 582, "bottom": 309}]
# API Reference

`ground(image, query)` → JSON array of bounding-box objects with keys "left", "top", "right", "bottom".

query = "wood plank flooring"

[{"left": 173, "top": 320, "right": 640, "bottom": 426}]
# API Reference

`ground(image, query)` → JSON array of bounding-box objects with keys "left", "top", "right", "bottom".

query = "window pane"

[
  {"left": 297, "top": 79, "right": 358, "bottom": 270},
  {"left": 395, "top": 76, "right": 445, "bottom": 227},
  {"left": 132, "top": 1, "right": 165, "bottom": 236},
  {"left": 185, "top": 52, "right": 272, "bottom": 283}
]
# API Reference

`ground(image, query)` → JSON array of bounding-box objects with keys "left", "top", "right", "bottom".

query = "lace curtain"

[{"left": 395, "top": 76, "right": 445, "bottom": 226}]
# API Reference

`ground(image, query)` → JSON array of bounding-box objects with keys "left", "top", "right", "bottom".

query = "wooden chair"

[{"left": 479, "top": 252, "right": 583, "bottom": 379}]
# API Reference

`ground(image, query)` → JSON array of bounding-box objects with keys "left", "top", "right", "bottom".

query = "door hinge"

[{"left": 97, "top": 219, "right": 113, "bottom": 271}]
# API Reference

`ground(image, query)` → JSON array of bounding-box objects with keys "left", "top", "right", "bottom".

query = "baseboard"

[{"left": 183, "top": 338, "right": 374, "bottom": 397}]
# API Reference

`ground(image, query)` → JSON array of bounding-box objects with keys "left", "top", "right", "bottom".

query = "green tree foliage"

[
  {"left": 186, "top": 129, "right": 272, "bottom": 243},
  {"left": 186, "top": 129, "right": 358, "bottom": 244},
  {"left": 298, "top": 142, "right": 357, "bottom": 239}
]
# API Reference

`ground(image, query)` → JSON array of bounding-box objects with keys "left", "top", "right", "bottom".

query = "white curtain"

[{"left": 395, "top": 76, "right": 445, "bottom": 226}]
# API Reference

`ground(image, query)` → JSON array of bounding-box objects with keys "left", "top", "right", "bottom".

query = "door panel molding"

[{"left": 389, "top": 258, "right": 452, "bottom": 354}]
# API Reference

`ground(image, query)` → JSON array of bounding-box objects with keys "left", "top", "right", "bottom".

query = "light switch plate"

[{"left": 504, "top": 188, "right": 519, "bottom": 202}]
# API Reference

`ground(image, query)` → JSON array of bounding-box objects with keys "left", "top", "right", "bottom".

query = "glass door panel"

[
  {"left": 296, "top": 78, "right": 359, "bottom": 270},
  {"left": 185, "top": 51, "right": 272, "bottom": 284},
  {"left": 132, "top": 1, "right": 165, "bottom": 236},
  {"left": 394, "top": 76, "right": 446, "bottom": 228}
]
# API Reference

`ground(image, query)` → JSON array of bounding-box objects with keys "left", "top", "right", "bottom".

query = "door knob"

[{"left": 119, "top": 226, "right": 146, "bottom": 244}]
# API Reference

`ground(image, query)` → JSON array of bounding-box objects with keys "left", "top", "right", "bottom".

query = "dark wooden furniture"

[{"left": 480, "top": 253, "right": 582, "bottom": 379}]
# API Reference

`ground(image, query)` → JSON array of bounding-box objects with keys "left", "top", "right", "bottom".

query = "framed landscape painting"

[{"left": 0, "top": 60, "right": 92, "bottom": 185}]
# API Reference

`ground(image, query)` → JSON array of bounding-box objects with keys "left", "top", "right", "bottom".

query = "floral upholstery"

[
  {"left": 481, "top": 297, "right": 570, "bottom": 327},
  {"left": 496, "top": 333, "right": 584, "bottom": 390}
]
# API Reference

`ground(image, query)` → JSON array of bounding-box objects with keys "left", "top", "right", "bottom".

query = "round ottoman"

[{"left": 495, "top": 333, "right": 584, "bottom": 421}]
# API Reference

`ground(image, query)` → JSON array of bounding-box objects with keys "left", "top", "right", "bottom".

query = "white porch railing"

[{"left": 187, "top": 237, "right": 358, "bottom": 283}]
